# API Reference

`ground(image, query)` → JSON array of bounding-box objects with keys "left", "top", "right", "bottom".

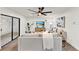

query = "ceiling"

[{"left": 4, "top": 7, "right": 71, "bottom": 18}]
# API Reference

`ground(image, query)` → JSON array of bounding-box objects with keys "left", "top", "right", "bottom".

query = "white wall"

[{"left": 61, "top": 8, "right": 79, "bottom": 50}]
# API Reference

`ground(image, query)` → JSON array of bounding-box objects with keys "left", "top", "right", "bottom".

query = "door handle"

[{"left": 0, "top": 28, "right": 2, "bottom": 31}]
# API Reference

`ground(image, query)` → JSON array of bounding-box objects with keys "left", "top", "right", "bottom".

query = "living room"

[{"left": 0, "top": 7, "right": 79, "bottom": 51}]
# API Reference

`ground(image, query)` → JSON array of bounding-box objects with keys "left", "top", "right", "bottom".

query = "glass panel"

[
  {"left": 13, "top": 18, "right": 19, "bottom": 39},
  {"left": 0, "top": 15, "right": 1, "bottom": 48},
  {"left": 1, "top": 15, "right": 12, "bottom": 46}
]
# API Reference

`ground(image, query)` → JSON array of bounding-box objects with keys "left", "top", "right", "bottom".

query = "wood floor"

[
  {"left": 0, "top": 39, "right": 78, "bottom": 51},
  {"left": 0, "top": 39, "right": 18, "bottom": 51},
  {"left": 62, "top": 42, "right": 78, "bottom": 51}
]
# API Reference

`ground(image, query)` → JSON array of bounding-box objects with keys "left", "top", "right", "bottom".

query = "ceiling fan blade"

[
  {"left": 43, "top": 11, "right": 52, "bottom": 13},
  {"left": 41, "top": 7, "right": 44, "bottom": 11},
  {"left": 41, "top": 13, "right": 46, "bottom": 16},
  {"left": 38, "top": 7, "right": 44, "bottom": 12},
  {"left": 27, "top": 9, "right": 37, "bottom": 13}
]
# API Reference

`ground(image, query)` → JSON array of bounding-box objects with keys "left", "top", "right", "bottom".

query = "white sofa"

[{"left": 18, "top": 33, "right": 62, "bottom": 51}]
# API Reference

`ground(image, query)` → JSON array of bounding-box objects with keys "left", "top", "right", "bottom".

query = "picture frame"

[
  {"left": 56, "top": 16, "right": 65, "bottom": 28},
  {"left": 35, "top": 21, "right": 45, "bottom": 32}
]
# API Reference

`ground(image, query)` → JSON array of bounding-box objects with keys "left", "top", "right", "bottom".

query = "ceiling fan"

[{"left": 27, "top": 7, "right": 52, "bottom": 16}]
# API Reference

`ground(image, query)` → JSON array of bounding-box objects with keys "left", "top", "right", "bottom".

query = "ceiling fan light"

[{"left": 38, "top": 13, "right": 41, "bottom": 16}]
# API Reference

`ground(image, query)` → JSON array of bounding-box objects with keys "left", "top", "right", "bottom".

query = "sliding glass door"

[
  {"left": 1, "top": 15, "right": 12, "bottom": 46},
  {"left": 13, "top": 18, "right": 20, "bottom": 40},
  {"left": 0, "top": 24, "right": 1, "bottom": 49},
  {"left": 0, "top": 14, "right": 20, "bottom": 47}
]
